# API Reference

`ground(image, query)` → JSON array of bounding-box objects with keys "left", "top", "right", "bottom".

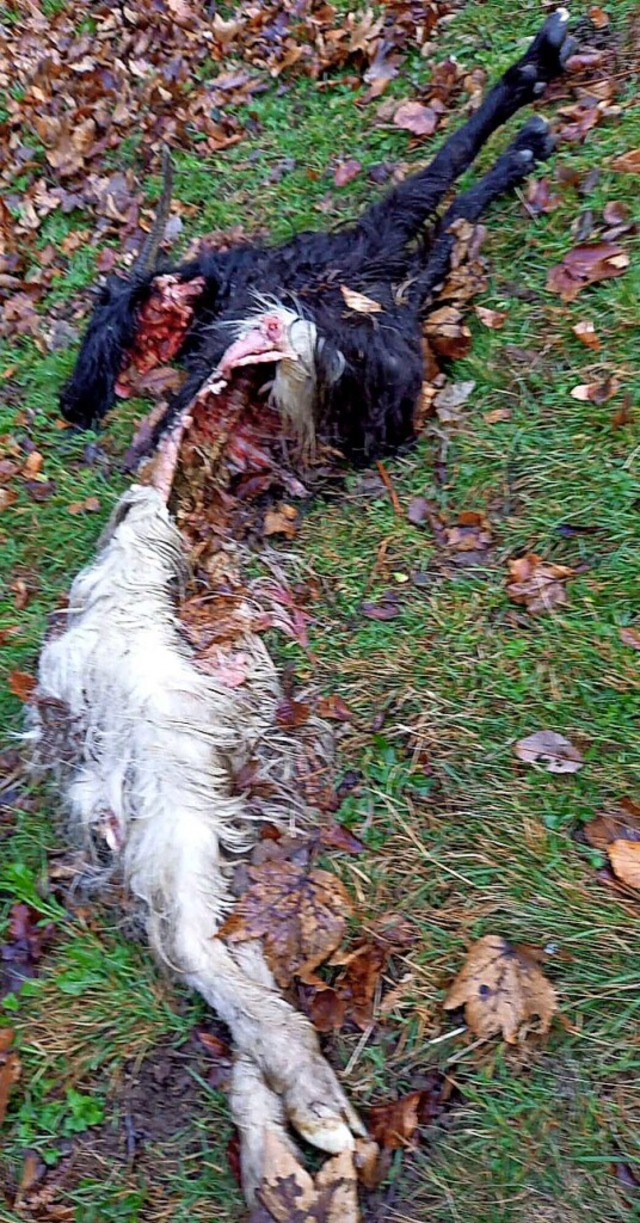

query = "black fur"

[{"left": 60, "top": 11, "right": 572, "bottom": 461}]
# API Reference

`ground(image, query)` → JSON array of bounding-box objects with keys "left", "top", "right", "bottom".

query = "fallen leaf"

[
  {"left": 8, "top": 671, "right": 36, "bottom": 702},
  {"left": 603, "top": 201, "right": 629, "bottom": 226},
  {"left": 319, "top": 823, "right": 366, "bottom": 855},
  {"left": 483, "top": 407, "right": 512, "bottom": 423},
  {"left": 1, "top": 903, "right": 55, "bottom": 997},
  {"left": 340, "top": 286, "right": 382, "bottom": 314},
  {"left": 475, "top": 306, "right": 506, "bottom": 329},
  {"left": 433, "top": 379, "right": 476, "bottom": 422},
  {"left": 570, "top": 376, "right": 618, "bottom": 403},
  {"left": 393, "top": 101, "right": 437, "bottom": 137},
  {"left": 608, "top": 841, "right": 640, "bottom": 889},
  {"left": 506, "top": 553, "right": 574, "bottom": 614},
  {"left": 67, "top": 496, "right": 101, "bottom": 515},
  {"left": 525, "top": 177, "right": 560, "bottom": 215},
  {"left": 611, "top": 150, "right": 640, "bottom": 174},
  {"left": 424, "top": 306, "right": 472, "bottom": 359},
  {"left": 443, "top": 510, "right": 492, "bottom": 554},
  {"left": 0, "top": 1048, "right": 20, "bottom": 1127},
  {"left": 443, "top": 935, "right": 557, "bottom": 1043},
  {"left": 252, "top": 1132, "right": 359, "bottom": 1223},
  {"left": 588, "top": 5, "right": 610, "bottom": 27},
  {"left": 219, "top": 859, "right": 353, "bottom": 987},
  {"left": 21, "top": 451, "right": 43, "bottom": 478},
  {"left": 572, "top": 320, "right": 601, "bottom": 349},
  {"left": 368, "top": 1091, "right": 421, "bottom": 1149},
  {"left": 329, "top": 939, "right": 388, "bottom": 1029},
  {"left": 316, "top": 695, "right": 354, "bottom": 722},
  {"left": 361, "top": 596, "right": 401, "bottom": 621},
  {"left": 275, "top": 697, "right": 310, "bottom": 729},
  {"left": 334, "top": 159, "right": 362, "bottom": 187},
  {"left": 263, "top": 504, "right": 299, "bottom": 539},
  {"left": 619, "top": 627, "right": 640, "bottom": 650},
  {"left": 514, "top": 730, "right": 584, "bottom": 774},
  {"left": 546, "top": 242, "right": 629, "bottom": 302},
  {"left": 0, "top": 489, "right": 18, "bottom": 511},
  {"left": 583, "top": 798, "right": 640, "bottom": 851}
]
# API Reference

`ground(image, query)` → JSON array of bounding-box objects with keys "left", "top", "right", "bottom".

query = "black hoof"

[
  {"left": 510, "top": 116, "right": 556, "bottom": 164},
  {"left": 521, "top": 7, "right": 571, "bottom": 85}
]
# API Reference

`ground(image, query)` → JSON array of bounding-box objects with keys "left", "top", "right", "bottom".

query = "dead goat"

[
  {"left": 30, "top": 11, "right": 574, "bottom": 1206},
  {"left": 59, "top": 10, "right": 573, "bottom": 463},
  {"left": 28, "top": 477, "right": 364, "bottom": 1202}
]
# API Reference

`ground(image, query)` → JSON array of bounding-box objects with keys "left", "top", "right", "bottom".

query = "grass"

[{"left": 1, "top": 1, "right": 640, "bottom": 1219}]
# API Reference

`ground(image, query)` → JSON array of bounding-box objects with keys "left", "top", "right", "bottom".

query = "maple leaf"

[
  {"left": 251, "top": 1133, "right": 359, "bottom": 1223},
  {"left": 219, "top": 860, "right": 353, "bottom": 987},
  {"left": 506, "top": 553, "right": 574, "bottom": 614},
  {"left": 514, "top": 730, "right": 584, "bottom": 774},
  {"left": 443, "top": 935, "right": 557, "bottom": 1043}
]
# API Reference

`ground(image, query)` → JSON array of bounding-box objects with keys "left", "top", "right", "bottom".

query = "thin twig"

[{"left": 375, "top": 460, "right": 402, "bottom": 515}]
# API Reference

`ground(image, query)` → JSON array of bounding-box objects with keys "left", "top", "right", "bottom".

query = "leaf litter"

[{"left": 583, "top": 799, "right": 640, "bottom": 891}]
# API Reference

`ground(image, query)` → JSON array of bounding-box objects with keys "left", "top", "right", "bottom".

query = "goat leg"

[
  {"left": 357, "top": 9, "right": 572, "bottom": 252},
  {"left": 411, "top": 115, "right": 556, "bottom": 309}
]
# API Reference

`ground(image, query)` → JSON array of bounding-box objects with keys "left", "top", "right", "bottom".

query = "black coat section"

[{"left": 59, "top": 11, "right": 572, "bottom": 460}]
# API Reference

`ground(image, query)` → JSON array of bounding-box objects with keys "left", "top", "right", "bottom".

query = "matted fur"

[{"left": 28, "top": 485, "right": 364, "bottom": 1200}]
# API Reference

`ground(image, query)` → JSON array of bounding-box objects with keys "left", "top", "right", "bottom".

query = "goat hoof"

[
  {"left": 522, "top": 7, "right": 571, "bottom": 86},
  {"left": 512, "top": 116, "right": 556, "bottom": 163},
  {"left": 283, "top": 1065, "right": 367, "bottom": 1153}
]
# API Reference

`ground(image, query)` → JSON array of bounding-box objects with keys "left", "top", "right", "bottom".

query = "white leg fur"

[{"left": 28, "top": 485, "right": 362, "bottom": 1198}]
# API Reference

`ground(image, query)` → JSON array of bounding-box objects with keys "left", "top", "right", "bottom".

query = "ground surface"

[{"left": 1, "top": 1, "right": 639, "bottom": 1220}]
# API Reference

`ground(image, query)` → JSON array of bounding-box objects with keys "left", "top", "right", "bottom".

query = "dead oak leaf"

[
  {"left": 514, "top": 730, "right": 584, "bottom": 774},
  {"left": 546, "top": 242, "right": 629, "bottom": 302},
  {"left": 619, "top": 626, "right": 640, "bottom": 650},
  {"left": 506, "top": 553, "right": 574, "bottom": 614},
  {"left": 219, "top": 860, "right": 353, "bottom": 987},
  {"left": 443, "top": 935, "right": 557, "bottom": 1043}
]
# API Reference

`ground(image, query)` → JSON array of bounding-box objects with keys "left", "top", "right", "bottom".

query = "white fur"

[{"left": 29, "top": 485, "right": 363, "bottom": 1199}]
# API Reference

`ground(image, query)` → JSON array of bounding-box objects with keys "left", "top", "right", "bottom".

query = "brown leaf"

[
  {"left": 331, "top": 940, "right": 387, "bottom": 1029},
  {"left": 361, "top": 596, "right": 401, "bottom": 621},
  {"left": 316, "top": 694, "right": 354, "bottom": 722},
  {"left": 275, "top": 697, "right": 310, "bottom": 729},
  {"left": 219, "top": 860, "right": 353, "bottom": 987},
  {"left": 263, "top": 504, "right": 299, "bottom": 539},
  {"left": 506, "top": 553, "right": 574, "bottom": 614},
  {"left": 572, "top": 319, "right": 601, "bottom": 349},
  {"left": 570, "top": 376, "right": 618, "bottom": 403},
  {"left": 319, "top": 823, "right": 366, "bottom": 855},
  {"left": 583, "top": 799, "right": 640, "bottom": 851},
  {"left": 252, "top": 1132, "right": 359, "bottom": 1223},
  {"left": 0, "top": 1049, "right": 20, "bottom": 1127},
  {"left": 443, "top": 935, "right": 557, "bottom": 1043},
  {"left": 334, "top": 160, "right": 362, "bottom": 187},
  {"left": 368, "top": 1091, "right": 422, "bottom": 1149},
  {"left": 308, "top": 986, "right": 347, "bottom": 1033},
  {"left": 433, "top": 379, "right": 475, "bottom": 422},
  {"left": 514, "top": 730, "right": 584, "bottom": 774},
  {"left": 340, "top": 286, "right": 382, "bottom": 314},
  {"left": 546, "top": 242, "right": 629, "bottom": 302},
  {"left": 0, "top": 489, "right": 18, "bottom": 511},
  {"left": 443, "top": 510, "right": 492, "bottom": 554},
  {"left": 8, "top": 671, "right": 36, "bottom": 702},
  {"left": 393, "top": 101, "right": 437, "bottom": 137},
  {"left": 475, "top": 306, "right": 506, "bottom": 330},
  {"left": 424, "top": 306, "right": 472, "bottom": 360},
  {"left": 620, "top": 626, "right": 640, "bottom": 650},
  {"left": 525, "top": 177, "right": 560, "bottom": 215},
  {"left": 483, "top": 407, "right": 512, "bottom": 424},
  {"left": 67, "top": 496, "right": 101, "bottom": 515},
  {"left": 21, "top": 451, "right": 43, "bottom": 478},
  {"left": 608, "top": 841, "right": 640, "bottom": 889},
  {"left": 611, "top": 149, "right": 640, "bottom": 174}
]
